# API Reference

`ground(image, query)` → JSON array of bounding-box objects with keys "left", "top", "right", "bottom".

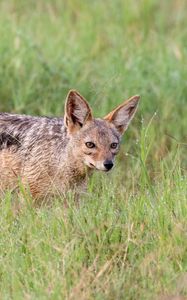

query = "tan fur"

[
  {"left": 0, "top": 149, "right": 21, "bottom": 192},
  {"left": 0, "top": 90, "right": 140, "bottom": 200}
]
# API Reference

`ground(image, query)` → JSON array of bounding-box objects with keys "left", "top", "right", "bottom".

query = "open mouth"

[
  {"left": 88, "top": 162, "right": 95, "bottom": 169},
  {"left": 87, "top": 162, "right": 113, "bottom": 172}
]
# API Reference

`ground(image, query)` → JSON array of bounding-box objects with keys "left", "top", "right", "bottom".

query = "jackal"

[{"left": 0, "top": 90, "right": 140, "bottom": 199}]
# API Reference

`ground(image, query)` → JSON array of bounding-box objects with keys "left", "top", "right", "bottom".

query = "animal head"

[{"left": 64, "top": 90, "right": 140, "bottom": 172}]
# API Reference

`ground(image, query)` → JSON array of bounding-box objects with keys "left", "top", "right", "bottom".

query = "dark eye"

[
  {"left": 85, "top": 142, "right": 95, "bottom": 148},
  {"left": 111, "top": 143, "right": 118, "bottom": 149}
]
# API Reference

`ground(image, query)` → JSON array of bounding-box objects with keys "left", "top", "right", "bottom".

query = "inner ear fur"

[
  {"left": 104, "top": 95, "right": 140, "bottom": 134},
  {"left": 64, "top": 90, "right": 93, "bottom": 132}
]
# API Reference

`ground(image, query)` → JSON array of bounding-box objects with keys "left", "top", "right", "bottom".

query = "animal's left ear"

[
  {"left": 104, "top": 95, "right": 140, "bottom": 134},
  {"left": 64, "top": 90, "right": 93, "bottom": 133}
]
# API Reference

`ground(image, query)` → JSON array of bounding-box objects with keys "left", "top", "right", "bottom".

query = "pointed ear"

[
  {"left": 104, "top": 95, "right": 140, "bottom": 134},
  {"left": 64, "top": 90, "right": 93, "bottom": 133}
]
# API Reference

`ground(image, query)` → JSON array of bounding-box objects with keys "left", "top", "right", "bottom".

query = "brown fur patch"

[{"left": 0, "top": 149, "right": 22, "bottom": 191}]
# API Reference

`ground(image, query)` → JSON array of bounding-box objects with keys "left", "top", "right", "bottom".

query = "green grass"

[{"left": 0, "top": 1, "right": 187, "bottom": 299}]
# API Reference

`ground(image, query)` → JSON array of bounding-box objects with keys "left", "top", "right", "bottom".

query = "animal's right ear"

[{"left": 64, "top": 90, "right": 93, "bottom": 133}]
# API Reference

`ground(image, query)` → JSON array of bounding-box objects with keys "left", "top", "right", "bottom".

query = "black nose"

[{"left": 103, "top": 160, "right": 113, "bottom": 171}]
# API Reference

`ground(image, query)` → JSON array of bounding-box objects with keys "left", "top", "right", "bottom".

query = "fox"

[{"left": 0, "top": 90, "right": 140, "bottom": 200}]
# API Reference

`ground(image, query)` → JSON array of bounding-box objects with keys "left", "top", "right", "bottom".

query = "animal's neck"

[{"left": 58, "top": 145, "right": 91, "bottom": 187}]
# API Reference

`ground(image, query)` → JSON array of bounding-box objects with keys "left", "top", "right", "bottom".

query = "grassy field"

[{"left": 0, "top": 1, "right": 187, "bottom": 299}]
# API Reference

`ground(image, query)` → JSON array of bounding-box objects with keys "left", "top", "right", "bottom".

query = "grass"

[{"left": 0, "top": 0, "right": 187, "bottom": 299}]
